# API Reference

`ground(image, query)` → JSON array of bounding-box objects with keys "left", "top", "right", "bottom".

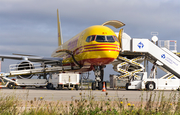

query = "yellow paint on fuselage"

[{"left": 51, "top": 25, "right": 120, "bottom": 67}]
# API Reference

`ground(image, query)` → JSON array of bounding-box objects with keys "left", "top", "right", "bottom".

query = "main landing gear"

[{"left": 92, "top": 66, "right": 106, "bottom": 90}]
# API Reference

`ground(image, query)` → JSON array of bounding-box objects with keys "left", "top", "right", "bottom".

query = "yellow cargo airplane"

[{"left": 0, "top": 10, "right": 125, "bottom": 90}]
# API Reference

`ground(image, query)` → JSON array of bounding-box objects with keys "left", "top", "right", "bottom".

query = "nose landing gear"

[{"left": 92, "top": 66, "right": 106, "bottom": 90}]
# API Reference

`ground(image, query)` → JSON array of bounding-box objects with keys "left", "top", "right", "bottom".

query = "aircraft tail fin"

[{"left": 57, "top": 9, "right": 62, "bottom": 46}]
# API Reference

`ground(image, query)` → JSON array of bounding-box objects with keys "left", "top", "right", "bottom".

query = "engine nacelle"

[{"left": 16, "top": 61, "right": 34, "bottom": 79}]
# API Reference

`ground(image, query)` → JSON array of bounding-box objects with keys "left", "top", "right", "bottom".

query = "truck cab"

[
  {"left": 126, "top": 72, "right": 147, "bottom": 90},
  {"left": 127, "top": 72, "right": 180, "bottom": 90}
]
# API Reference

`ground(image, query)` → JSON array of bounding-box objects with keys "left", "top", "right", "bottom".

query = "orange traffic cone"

[{"left": 102, "top": 82, "right": 106, "bottom": 92}]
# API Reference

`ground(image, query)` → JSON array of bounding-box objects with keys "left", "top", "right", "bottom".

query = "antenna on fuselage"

[{"left": 57, "top": 9, "right": 63, "bottom": 46}]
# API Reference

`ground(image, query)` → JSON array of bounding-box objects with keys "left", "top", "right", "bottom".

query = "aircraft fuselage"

[{"left": 51, "top": 25, "right": 120, "bottom": 72}]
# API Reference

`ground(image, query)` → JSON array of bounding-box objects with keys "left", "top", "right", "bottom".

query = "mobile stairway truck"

[{"left": 111, "top": 33, "right": 180, "bottom": 90}]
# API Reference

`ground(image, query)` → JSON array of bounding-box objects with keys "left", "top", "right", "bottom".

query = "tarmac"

[{"left": 0, "top": 87, "right": 178, "bottom": 102}]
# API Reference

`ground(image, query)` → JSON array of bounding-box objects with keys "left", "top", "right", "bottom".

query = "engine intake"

[{"left": 17, "top": 61, "right": 34, "bottom": 79}]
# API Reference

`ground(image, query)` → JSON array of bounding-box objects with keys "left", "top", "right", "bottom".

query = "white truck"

[
  {"left": 126, "top": 72, "right": 180, "bottom": 90},
  {"left": 0, "top": 61, "right": 80, "bottom": 89},
  {"left": 46, "top": 73, "right": 79, "bottom": 90},
  {"left": 0, "top": 72, "right": 79, "bottom": 90}
]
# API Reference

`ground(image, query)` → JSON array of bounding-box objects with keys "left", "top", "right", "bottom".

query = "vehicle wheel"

[
  {"left": 51, "top": 84, "right": 55, "bottom": 90},
  {"left": 46, "top": 83, "right": 50, "bottom": 89},
  {"left": 126, "top": 83, "right": 129, "bottom": 90},
  {"left": 75, "top": 85, "right": 79, "bottom": 90},
  {"left": 58, "top": 85, "right": 62, "bottom": 90},
  {"left": 91, "top": 82, "right": 96, "bottom": 90},
  {"left": 98, "top": 82, "right": 103, "bottom": 90},
  {"left": 8, "top": 82, "right": 16, "bottom": 89},
  {"left": 146, "top": 82, "right": 155, "bottom": 90},
  {"left": 46, "top": 83, "right": 53, "bottom": 90}
]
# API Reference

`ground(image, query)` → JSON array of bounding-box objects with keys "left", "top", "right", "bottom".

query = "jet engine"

[{"left": 16, "top": 61, "right": 34, "bottom": 79}]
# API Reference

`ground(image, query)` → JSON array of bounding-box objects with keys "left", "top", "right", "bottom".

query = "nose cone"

[
  {"left": 85, "top": 43, "right": 120, "bottom": 66},
  {"left": 86, "top": 57, "right": 117, "bottom": 66}
]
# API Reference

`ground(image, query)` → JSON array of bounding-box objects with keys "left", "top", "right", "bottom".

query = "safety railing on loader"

[{"left": 0, "top": 61, "right": 78, "bottom": 78}]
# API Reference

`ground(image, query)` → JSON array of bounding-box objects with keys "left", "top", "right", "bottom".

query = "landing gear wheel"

[
  {"left": 146, "top": 82, "right": 155, "bottom": 90},
  {"left": 104, "top": 82, "right": 107, "bottom": 89},
  {"left": 75, "top": 85, "right": 79, "bottom": 90},
  {"left": 100, "top": 69, "right": 104, "bottom": 82},
  {"left": 98, "top": 82, "right": 103, "bottom": 90},
  {"left": 8, "top": 82, "right": 16, "bottom": 89},
  {"left": 92, "top": 82, "right": 96, "bottom": 90}
]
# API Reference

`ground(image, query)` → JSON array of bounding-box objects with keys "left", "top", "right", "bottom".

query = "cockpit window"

[
  {"left": 96, "top": 35, "right": 115, "bottom": 42},
  {"left": 96, "top": 35, "right": 106, "bottom": 42},
  {"left": 86, "top": 35, "right": 117, "bottom": 43},
  {"left": 107, "top": 36, "right": 115, "bottom": 42},
  {"left": 90, "top": 35, "right": 96, "bottom": 41},
  {"left": 86, "top": 35, "right": 96, "bottom": 42},
  {"left": 86, "top": 36, "right": 91, "bottom": 42},
  {"left": 113, "top": 36, "right": 119, "bottom": 42}
]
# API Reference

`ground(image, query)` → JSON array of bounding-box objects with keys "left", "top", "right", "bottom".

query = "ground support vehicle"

[
  {"left": 126, "top": 70, "right": 180, "bottom": 90},
  {"left": 111, "top": 35, "right": 180, "bottom": 90},
  {"left": 0, "top": 62, "right": 80, "bottom": 89},
  {"left": 0, "top": 72, "right": 80, "bottom": 90},
  {"left": 109, "top": 74, "right": 128, "bottom": 89},
  {"left": 0, "top": 76, "right": 47, "bottom": 89},
  {"left": 46, "top": 73, "right": 79, "bottom": 90}
]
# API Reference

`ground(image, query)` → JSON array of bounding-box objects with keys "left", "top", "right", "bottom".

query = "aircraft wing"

[{"left": 0, "top": 54, "right": 63, "bottom": 65}]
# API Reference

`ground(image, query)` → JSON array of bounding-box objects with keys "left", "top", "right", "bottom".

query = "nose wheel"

[{"left": 92, "top": 66, "right": 105, "bottom": 90}]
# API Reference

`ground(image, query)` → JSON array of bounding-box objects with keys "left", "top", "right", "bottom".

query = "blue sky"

[{"left": 0, "top": 0, "right": 180, "bottom": 80}]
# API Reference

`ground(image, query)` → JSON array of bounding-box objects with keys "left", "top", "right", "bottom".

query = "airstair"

[
  {"left": 112, "top": 34, "right": 180, "bottom": 81},
  {"left": 131, "top": 38, "right": 180, "bottom": 78}
]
